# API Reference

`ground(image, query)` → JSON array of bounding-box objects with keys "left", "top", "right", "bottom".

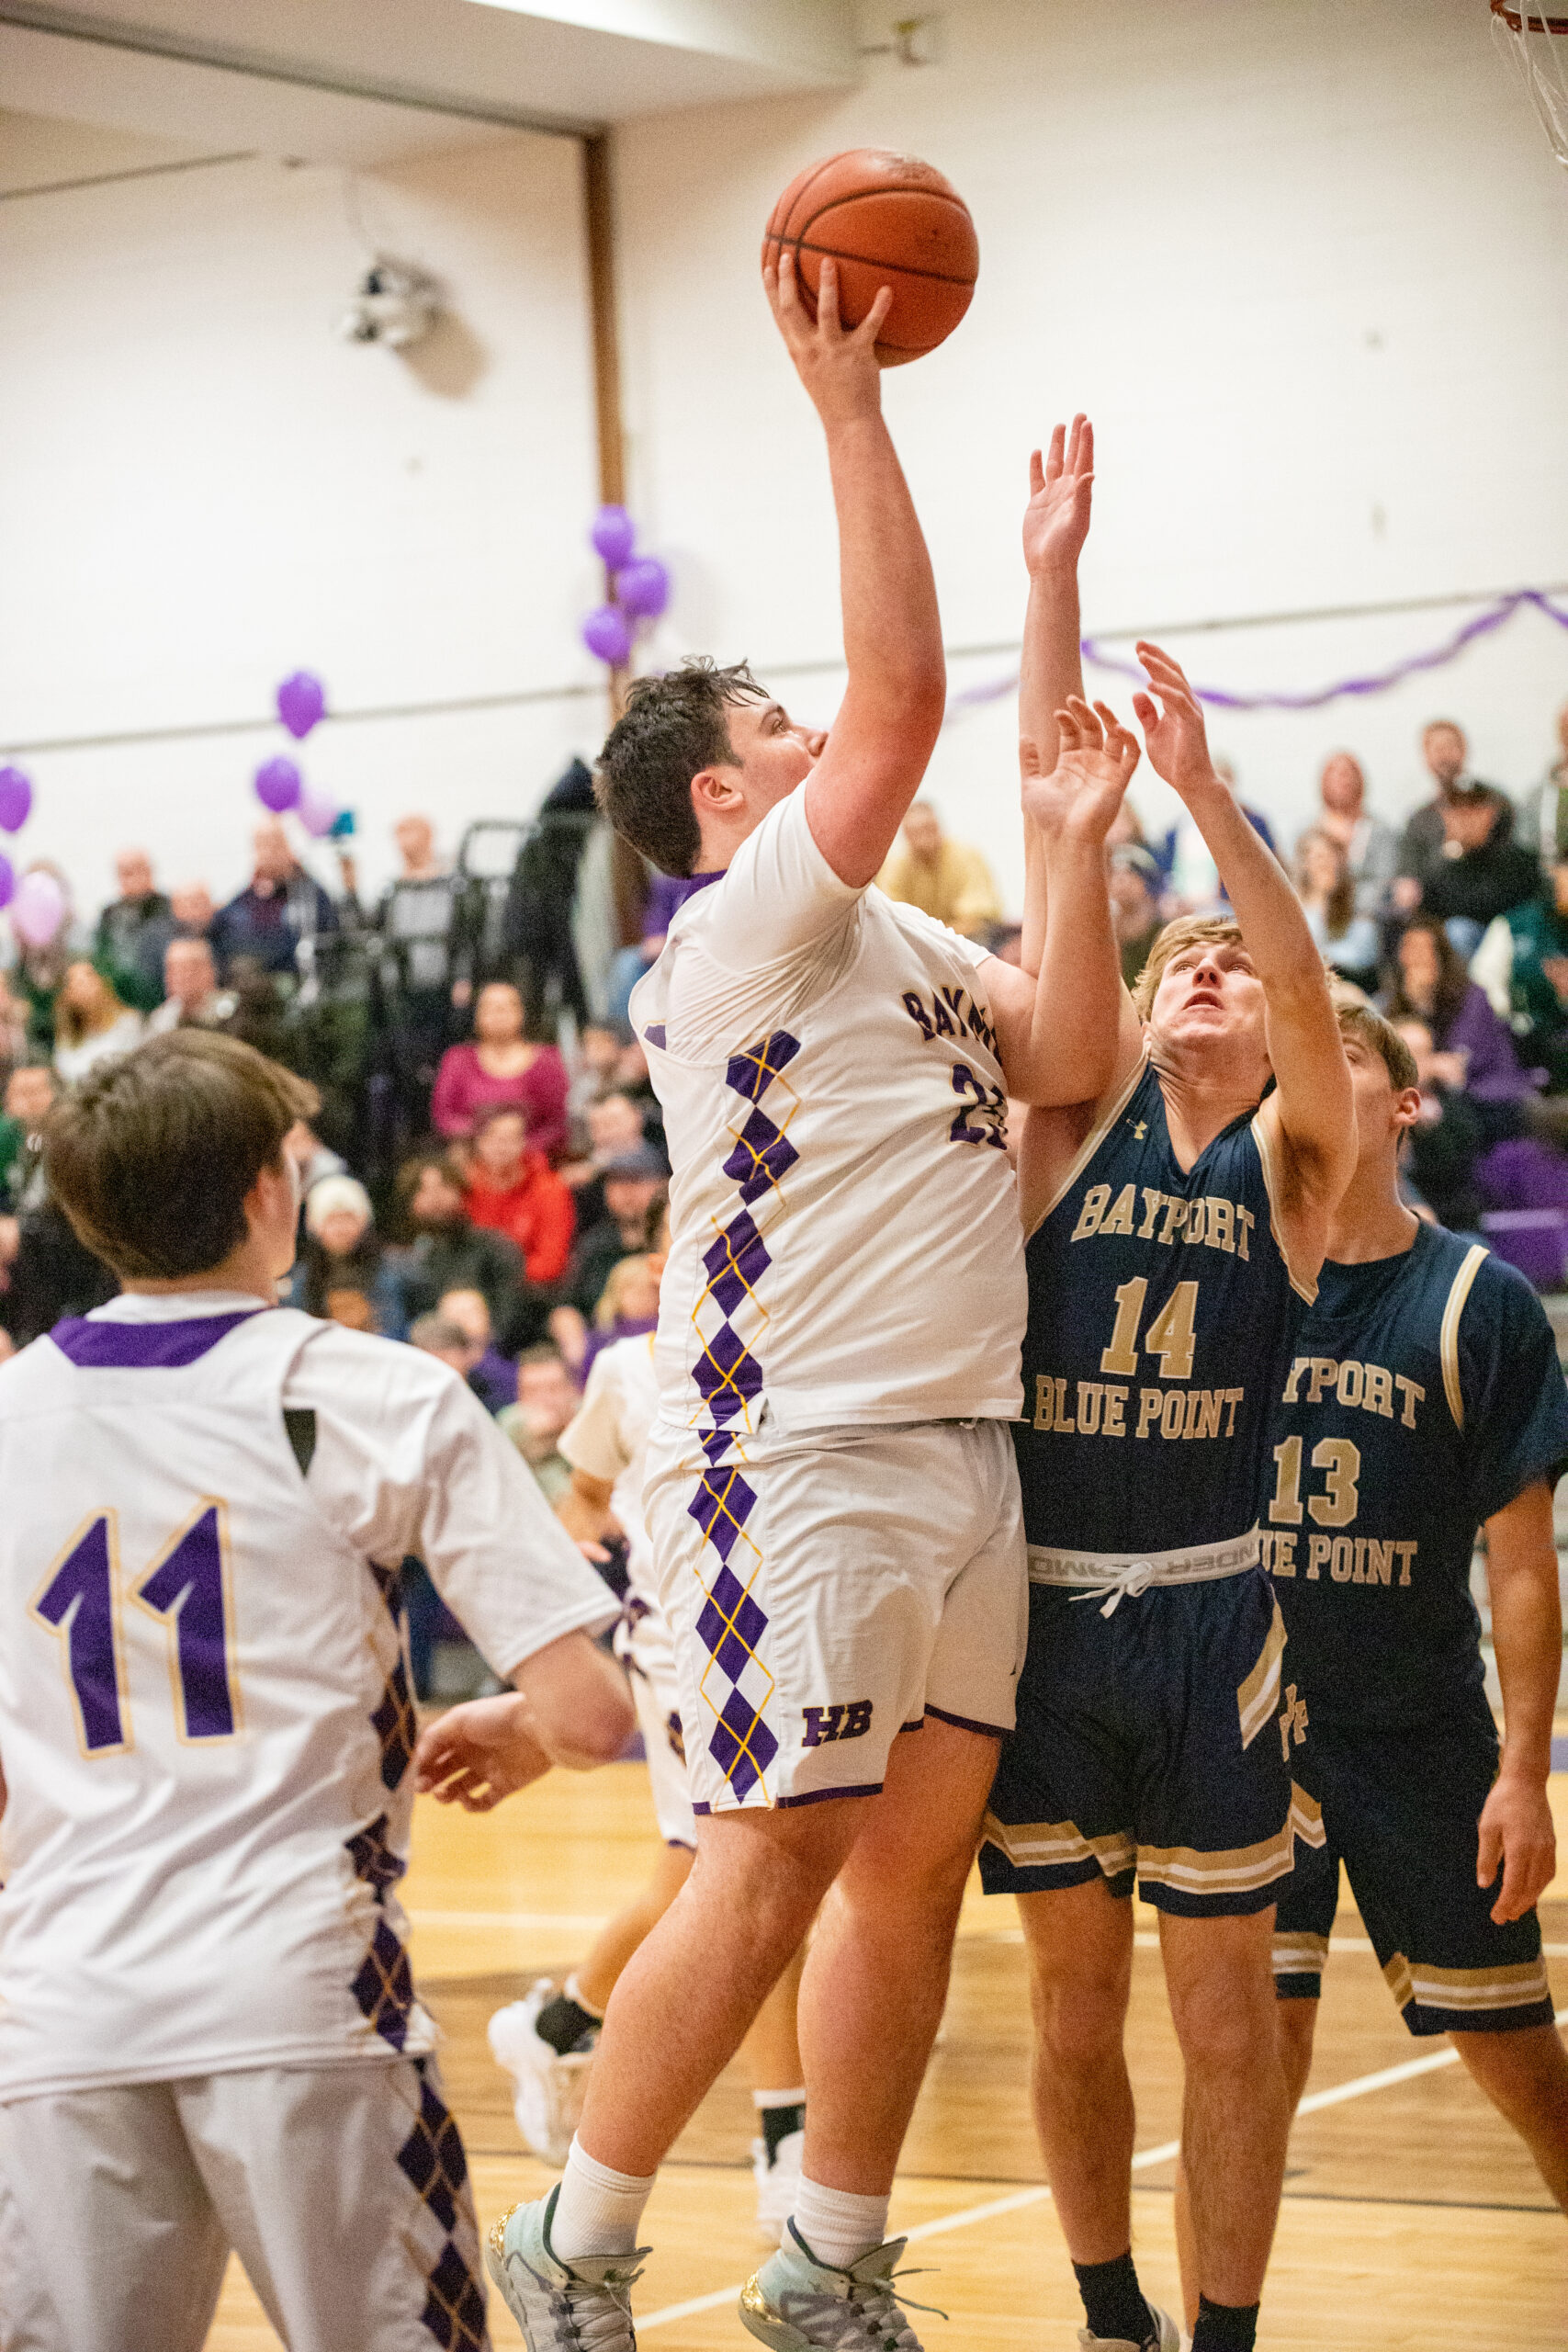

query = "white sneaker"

[
  {"left": 488, "top": 1979, "right": 596, "bottom": 2167},
  {"left": 1077, "top": 2307, "right": 1181, "bottom": 2352},
  {"left": 488, "top": 2184, "right": 647, "bottom": 2352},
  {"left": 750, "top": 2125, "right": 804, "bottom": 2244},
  {"left": 740, "top": 2221, "right": 936, "bottom": 2351}
]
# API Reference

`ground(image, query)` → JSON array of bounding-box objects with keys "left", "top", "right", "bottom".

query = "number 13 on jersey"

[{"left": 31, "top": 1503, "right": 242, "bottom": 1756}]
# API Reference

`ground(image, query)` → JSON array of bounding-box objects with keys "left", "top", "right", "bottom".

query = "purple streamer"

[{"left": 944, "top": 589, "right": 1568, "bottom": 723}]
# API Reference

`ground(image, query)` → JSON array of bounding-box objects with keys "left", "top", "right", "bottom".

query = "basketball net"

[{"left": 1492, "top": 2, "right": 1568, "bottom": 167}]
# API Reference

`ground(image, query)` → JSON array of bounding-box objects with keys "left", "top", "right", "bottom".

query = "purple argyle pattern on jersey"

[
  {"left": 398, "top": 2067, "right": 468, "bottom": 2235},
  {"left": 372, "top": 1657, "right": 416, "bottom": 1792},
  {"left": 367, "top": 1559, "right": 404, "bottom": 1624},
  {"left": 400, "top": 2063, "right": 489, "bottom": 2349},
  {"left": 351, "top": 1917, "right": 414, "bottom": 2050},
  {"left": 346, "top": 1812, "right": 405, "bottom": 1903}
]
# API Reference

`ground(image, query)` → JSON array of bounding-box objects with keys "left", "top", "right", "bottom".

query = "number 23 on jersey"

[{"left": 31, "top": 1503, "right": 242, "bottom": 1756}]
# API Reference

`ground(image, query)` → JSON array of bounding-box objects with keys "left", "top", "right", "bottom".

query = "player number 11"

[{"left": 31, "top": 1505, "right": 241, "bottom": 1756}]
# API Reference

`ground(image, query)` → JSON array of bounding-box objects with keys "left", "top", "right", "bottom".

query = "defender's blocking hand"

[
  {"left": 1133, "top": 641, "right": 1221, "bottom": 804},
  {"left": 1021, "top": 415, "right": 1094, "bottom": 581},
  {"left": 763, "top": 249, "right": 890, "bottom": 428},
  {"left": 1021, "top": 695, "right": 1139, "bottom": 846}
]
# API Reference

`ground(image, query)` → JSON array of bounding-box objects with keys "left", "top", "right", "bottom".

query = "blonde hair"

[
  {"left": 593, "top": 1253, "right": 656, "bottom": 1330},
  {"left": 1132, "top": 915, "right": 1245, "bottom": 1020}
]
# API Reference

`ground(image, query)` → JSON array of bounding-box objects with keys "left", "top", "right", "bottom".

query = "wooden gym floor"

[{"left": 208, "top": 1756, "right": 1568, "bottom": 2352}]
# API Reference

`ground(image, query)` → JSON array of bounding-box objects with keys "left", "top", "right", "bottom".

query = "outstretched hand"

[
  {"left": 1021, "top": 415, "right": 1094, "bottom": 580},
  {"left": 412, "top": 1692, "right": 550, "bottom": 1814},
  {"left": 763, "top": 248, "right": 890, "bottom": 428},
  {"left": 1132, "top": 641, "right": 1220, "bottom": 803},
  {"left": 1021, "top": 695, "right": 1140, "bottom": 847}
]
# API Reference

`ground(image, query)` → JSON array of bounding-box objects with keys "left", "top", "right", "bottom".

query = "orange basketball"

[{"left": 761, "top": 149, "right": 978, "bottom": 368}]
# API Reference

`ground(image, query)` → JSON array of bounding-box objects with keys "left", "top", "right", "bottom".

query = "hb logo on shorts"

[{"left": 802, "top": 1701, "right": 873, "bottom": 1747}]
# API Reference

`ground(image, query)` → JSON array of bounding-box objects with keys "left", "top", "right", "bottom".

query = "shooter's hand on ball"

[
  {"left": 1022, "top": 414, "right": 1094, "bottom": 582},
  {"left": 765, "top": 248, "right": 892, "bottom": 427},
  {"left": 1132, "top": 641, "right": 1222, "bottom": 806},
  {"left": 1021, "top": 695, "right": 1139, "bottom": 851}
]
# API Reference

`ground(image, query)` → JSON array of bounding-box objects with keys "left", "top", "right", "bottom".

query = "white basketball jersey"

[
  {"left": 0, "top": 1299, "right": 612, "bottom": 2100},
  {"left": 558, "top": 1332, "right": 672, "bottom": 1683},
  {"left": 630, "top": 787, "right": 1025, "bottom": 1439}
]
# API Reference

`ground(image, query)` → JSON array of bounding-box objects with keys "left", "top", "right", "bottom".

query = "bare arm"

[
  {"left": 556, "top": 1465, "right": 616, "bottom": 1553},
  {"left": 413, "top": 1629, "right": 633, "bottom": 1809},
  {"left": 766, "top": 251, "right": 945, "bottom": 886},
  {"left": 986, "top": 698, "right": 1138, "bottom": 1106},
  {"left": 1133, "top": 641, "right": 1353, "bottom": 1269},
  {"left": 1017, "top": 417, "right": 1092, "bottom": 977},
  {"left": 1478, "top": 1479, "right": 1562, "bottom": 1923}
]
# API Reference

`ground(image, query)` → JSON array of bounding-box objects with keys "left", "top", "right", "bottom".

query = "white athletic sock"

[
  {"left": 790, "top": 2175, "right": 890, "bottom": 2272},
  {"left": 752, "top": 2086, "right": 807, "bottom": 2109},
  {"left": 551, "top": 2137, "right": 656, "bottom": 2260},
  {"left": 563, "top": 1973, "right": 606, "bottom": 2022}
]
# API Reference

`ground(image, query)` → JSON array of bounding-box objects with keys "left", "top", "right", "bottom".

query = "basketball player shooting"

[
  {"left": 980, "top": 460, "right": 1356, "bottom": 2352},
  {"left": 483, "top": 249, "right": 1138, "bottom": 2352}
]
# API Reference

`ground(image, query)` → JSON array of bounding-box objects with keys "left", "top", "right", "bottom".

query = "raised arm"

[
  {"left": 1477, "top": 1479, "right": 1562, "bottom": 1923},
  {"left": 1017, "top": 417, "right": 1093, "bottom": 976},
  {"left": 766, "top": 250, "right": 946, "bottom": 886},
  {"left": 1133, "top": 642, "right": 1353, "bottom": 1250}
]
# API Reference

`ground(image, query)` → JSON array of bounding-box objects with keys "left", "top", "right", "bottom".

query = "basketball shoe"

[
  {"left": 489, "top": 1979, "right": 596, "bottom": 2166},
  {"left": 739, "top": 2221, "right": 934, "bottom": 2351},
  {"left": 750, "top": 2124, "right": 804, "bottom": 2244},
  {"left": 1077, "top": 2309, "right": 1182, "bottom": 2352},
  {"left": 488, "top": 2185, "right": 647, "bottom": 2352}
]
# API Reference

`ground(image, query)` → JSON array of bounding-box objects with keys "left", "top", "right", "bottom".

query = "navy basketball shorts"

[
  {"left": 980, "top": 1565, "right": 1318, "bottom": 1917},
  {"left": 1274, "top": 1700, "right": 1556, "bottom": 2036}
]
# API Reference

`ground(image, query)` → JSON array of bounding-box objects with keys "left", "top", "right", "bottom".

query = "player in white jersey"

[
  {"left": 483, "top": 1220, "right": 809, "bottom": 2239},
  {"left": 481, "top": 250, "right": 1141, "bottom": 2352},
  {"left": 0, "top": 1031, "right": 631, "bottom": 2352}
]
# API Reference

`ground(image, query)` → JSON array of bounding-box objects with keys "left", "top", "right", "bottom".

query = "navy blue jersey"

[
  {"left": 1017, "top": 1051, "right": 1312, "bottom": 1555},
  {"left": 1263, "top": 1221, "right": 1568, "bottom": 1731}
]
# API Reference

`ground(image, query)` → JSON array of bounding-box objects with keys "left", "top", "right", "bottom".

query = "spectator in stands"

[
  {"left": 209, "top": 820, "right": 337, "bottom": 977},
  {"left": 1517, "top": 698, "right": 1568, "bottom": 868},
  {"left": 498, "top": 1345, "right": 581, "bottom": 1503},
  {"left": 1385, "top": 916, "right": 1533, "bottom": 1144},
  {"left": 461, "top": 1104, "right": 574, "bottom": 1288},
  {"left": 0, "top": 975, "right": 28, "bottom": 1077},
  {"left": 562, "top": 1090, "right": 664, "bottom": 1229},
  {"left": 566, "top": 1144, "right": 668, "bottom": 1318},
  {"left": 1307, "top": 751, "right": 1398, "bottom": 918},
  {"left": 392, "top": 813, "right": 446, "bottom": 882},
  {"left": 287, "top": 1174, "right": 407, "bottom": 1339},
  {"left": 877, "top": 800, "right": 1002, "bottom": 940},
  {"left": 1413, "top": 789, "right": 1538, "bottom": 956},
  {"left": 169, "top": 881, "right": 216, "bottom": 939},
  {"left": 94, "top": 849, "right": 173, "bottom": 1009},
  {"left": 282, "top": 1111, "right": 344, "bottom": 1199},
  {"left": 1392, "top": 1018, "right": 1486, "bottom": 1234},
  {"left": 429, "top": 979, "right": 570, "bottom": 1157},
  {"left": 568, "top": 1023, "right": 626, "bottom": 1125},
  {"left": 408, "top": 1311, "right": 480, "bottom": 1382},
  {"left": 1109, "top": 844, "right": 1165, "bottom": 991},
  {"left": 7, "top": 863, "right": 89, "bottom": 1057},
  {"left": 394, "top": 1149, "right": 530, "bottom": 1344},
  {"left": 437, "top": 1286, "right": 517, "bottom": 1414},
  {"left": 581, "top": 1250, "right": 662, "bottom": 1383},
  {"left": 1160, "top": 758, "right": 1278, "bottom": 917},
  {"left": 147, "top": 936, "right": 231, "bottom": 1035},
  {"left": 52, "top": 963, "right": 144, "bottom": 1085},
  {"left": 1293, "top": 828, "right": 1382, "bottom": 992},
  {"left": 0, "top": 1066, "right": 54, "bottom": 1213},
  {"left": 1393, "top": 719, "right": 1515, "bottom": 915},
  {"left": 605, "top": 871, "right": 706, "bottom": 1025},
  {"left": 1473, "top": 855, "right": 1568, "bottom": 1090}
]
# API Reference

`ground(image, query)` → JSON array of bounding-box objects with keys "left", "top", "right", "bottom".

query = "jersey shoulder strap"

[{"left": 1438, "top": 1239, "right": 1489, "bottom": 1432}]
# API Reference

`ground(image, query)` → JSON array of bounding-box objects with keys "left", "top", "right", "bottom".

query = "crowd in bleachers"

[{"left": 1, "top": 694, "right": 1565, "bottom": 1654}]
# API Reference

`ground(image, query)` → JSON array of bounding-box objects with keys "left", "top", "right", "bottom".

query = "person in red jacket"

[{"left": 462, "top": 1105, "right": 574, "bottom": 1286}]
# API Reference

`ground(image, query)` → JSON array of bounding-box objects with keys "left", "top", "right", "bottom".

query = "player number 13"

[{"left": 31, "top": 1505, "right": 242, "bottom": 1756}]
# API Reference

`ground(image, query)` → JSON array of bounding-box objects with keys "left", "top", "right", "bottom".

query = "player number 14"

[{"left": 31, "top": 1505, "right": 241, "bottom": 1756}]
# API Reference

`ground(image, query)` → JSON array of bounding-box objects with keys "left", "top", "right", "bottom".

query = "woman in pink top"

[{"left": 430, "top": 980, "right": 570, "bottom": 1159}]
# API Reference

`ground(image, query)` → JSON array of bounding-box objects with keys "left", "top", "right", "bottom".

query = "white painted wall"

[
  {"left": 615, "top": 0, "right": 1568, "bottom": 905},
  {"left": 0, "top": 118, "right": 607, "bottom": 918}
]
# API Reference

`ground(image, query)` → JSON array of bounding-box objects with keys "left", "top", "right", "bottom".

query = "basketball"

[{"left": 761, "top": 149, "right": 978, "bottom": 367}]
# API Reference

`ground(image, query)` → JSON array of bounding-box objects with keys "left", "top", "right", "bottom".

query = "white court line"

[{"left": 637, "top": 2004, "right": 1568, "bottom": 2333}]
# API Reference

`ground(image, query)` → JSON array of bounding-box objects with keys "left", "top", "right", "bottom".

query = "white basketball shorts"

[
  {"left": 0, "top": 2055, "right": 488, "bottom": 2352},
  {"left": 643, "top": 1413, "right": 1027, "bottom": 1815},
  {"left": 621, "top": 1602, "right": 698, "bottom": 1849}
]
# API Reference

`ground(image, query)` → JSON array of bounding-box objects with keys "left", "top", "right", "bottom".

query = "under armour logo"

[
  {"left": 802, "top": 1701, "right": 873, "bottom": 1747},
  {"left": 1279, "top": 1682, "right": 1309, "bottom": 1760}
]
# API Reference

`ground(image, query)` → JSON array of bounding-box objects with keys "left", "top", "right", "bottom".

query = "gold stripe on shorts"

[
  {"left": 1273, "top": 1928, "right": 1329, "bottom": 1977},
  {"left": 1289, "top": 1781, "right": 1326, "bottom": 1849},
  {"left": 1382, "top": 1951, "right": 1552, "bottom": 2013},
  {"left": 1236, "top": 1601, "right": 1288, "bottom": 1751},
  {"left": 1137, "top": 1815, "right": 1296, "bottom": 1896},
  {"left": 981, "top": 1811, "right": 1135, "bottom": 1880}
]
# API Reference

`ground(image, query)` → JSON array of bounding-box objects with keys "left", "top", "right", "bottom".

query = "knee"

[
  {"left": 1172, "top": 1976, "right": 1280, "bottom": 2076},
  {"left": 1031, "top": 1967, "right": 1130, "bottom": 2071}
]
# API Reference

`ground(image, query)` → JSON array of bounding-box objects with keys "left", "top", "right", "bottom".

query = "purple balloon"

[
  {"left": 298, "top": 782, "right": 339, "bottom": 839},
  {"left": 615, "top": 556, "right": 670, "bottom": 621},
  {"left": 0, "top": 765, "right": 32, "bottom": 834},
  {"left": 582, "top": 604, "right": 633, "bottom": 667},
  {"left": 276, "top": 670, "right": 326, "bottom": 740},
  {"left": 590, "top": 504, "right": 636, "bottom": 568},
  {"left": 12, "top": 868, "right": 64, "bottom": 950},
  {"left": 0, "top": 855, "right": 13, "bottom": 911},
  {"left": 255, "top": 755, "right": 302, "bottom": 813}
]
